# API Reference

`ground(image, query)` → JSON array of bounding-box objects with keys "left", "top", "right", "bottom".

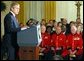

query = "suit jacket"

[{"left": 4, "top": 12, "right": 21, "bottom": 48}]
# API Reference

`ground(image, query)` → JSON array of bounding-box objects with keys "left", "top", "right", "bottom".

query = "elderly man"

[
  {"left": 65, "top": 25, "right": 83, "bottom": 60},
  {"left": 39, "top": 25, "right": 52, "bottom": 60},
  {"left": 51, "top": 26, "right": 66, "bottom": 60}
]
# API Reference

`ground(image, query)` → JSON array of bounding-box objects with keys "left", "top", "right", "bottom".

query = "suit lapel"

[
  {"left": 13, "top": 16, "right": 19, "bottom": 28},
  {"left": 9, "top": 12, "right": 19, "bottom": 28}
]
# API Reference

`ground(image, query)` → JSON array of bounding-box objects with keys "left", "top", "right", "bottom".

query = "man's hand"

[
  {"left": 21, "top": 26, "right": 28, "bottom": 30},
  {"left": 40, "top": 48, "right": 46, "bottom": 52},
  {"left": 51, "top": 47, "right": 55, "bottom": 51},
  {"left": 69, "top": 50, "right": 76, "bottom": 58},
  {"left": 69, "top": 49, "right": 73, "bottom": 55},
  {"left": 72, "top": 50, "right": 77, "bottom": 54},
  {"left": 56, "top": 47, "right": 62, "bottom": 50}
]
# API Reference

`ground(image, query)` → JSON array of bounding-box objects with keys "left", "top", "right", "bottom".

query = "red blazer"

[
  {"left": 66, "top": 33, "right": 83, "bottom": 55},
  {"left": 39, "top": 32, "right": 51, "bottom": 53},
  {"left": 51, "top": 33, "right": 66, "bottom": 50}
]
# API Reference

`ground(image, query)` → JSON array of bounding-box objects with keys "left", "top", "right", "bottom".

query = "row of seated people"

[
  {"left": 39, "top": 24, "right": 83, "bottom": 60},
  {"left": 38, "top": 17, "right": 83, "bottom": 60}
]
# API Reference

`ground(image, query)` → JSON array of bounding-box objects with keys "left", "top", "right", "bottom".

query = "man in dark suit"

[
  {"left": 61, "top": 18, "right": 70, "bottom": 35},
  {"left": 4, "top": 2, "right": 21, "bottom": 60}
]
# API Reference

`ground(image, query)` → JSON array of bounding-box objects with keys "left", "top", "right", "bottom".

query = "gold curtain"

[
  {"left": 44, "top": 1, "right": 56, "bottom": 22},
  {"left": 16, "top": 1, "right": 24, "bottom": 25}
]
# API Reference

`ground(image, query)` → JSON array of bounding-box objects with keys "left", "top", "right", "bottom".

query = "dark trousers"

[
  {"left": 39, "top": 50, "right": 54, "bottom": 60},
  {"left": 1, "top": 37, "right": 15, "bottom": 60},
  {"left": 54, "top": 50, "right": 63, "bottom": 60},
  {"left": 76, "top": 55, "right": 83, "bottom": 60},
  {"left": 2, "top": 34, "right": 19, "bottom": 60},
  {"left": 7, "top": 45, "right": 19, "bottom": 60},
  {"left": 63, "top": 55, "right": 69, "bottom": 60},
  {"left": 7, "top": 46, "right": 15, "bottom": 60},
  {"left": 63, "top": 54, "right": 83, "bottom": 60}
]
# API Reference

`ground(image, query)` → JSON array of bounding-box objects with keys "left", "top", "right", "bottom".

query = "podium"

[{"left": 17, "top": 25, "right": 42, "bottom": 60}]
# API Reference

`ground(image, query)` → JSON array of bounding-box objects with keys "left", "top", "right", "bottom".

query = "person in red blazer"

[
  {"left": 51, "top": 26, "right": 66, "bottom": 59},
  {"left": 63, "top": 25, "right": 83, "bottom": 60},
  {"left": 39, "top": 25, "right": 52, "bottom": 60}
]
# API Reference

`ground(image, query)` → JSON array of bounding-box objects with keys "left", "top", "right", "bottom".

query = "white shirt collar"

[{"left": 10, "top": 11, "right": 15, "bottom": 17}]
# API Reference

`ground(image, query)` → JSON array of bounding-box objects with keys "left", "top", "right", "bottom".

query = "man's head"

[
  {"left": 70, "top": 21, "right": 75, "bottom": 27},
  {"left": 54, "top": 22, "right": 57, "bottom": 28},
  {"left": 41, "top": 19, "right": 46, "bottom": 25},
  {"left": 56, "top": 26, "right": 62, "bottom": 34},
  {"left": 48, "top": 20, "right": 54, "bottom": 26},
  {"left": 76, "top": 18, "right": 81, "bottom": 24},
  {"left": 77, "top": 23, "right": 83, "bottom": 34},
  {"left": 61, "top": 25, "right": 66, "bottom": 32},
  {"left": 71, "top": 25, "right": 77, "bottom": 35},
  {"left": 10, "top": 2, "right": 20, "bottom": 15},
  {"left": 46, "top": 26, "right": 52, "bottom": 34},
  {"left": 57, "top": 22, "right": 62, "bottom": 27},
  {"left": 26, "top": 19, "right": 33, "bottom": 26},
  {"left": 41, "top": 25, "right": 46, "bottom": 33},
  {"left": 61, "top": 18, "right": 67, "bottom": 25}
]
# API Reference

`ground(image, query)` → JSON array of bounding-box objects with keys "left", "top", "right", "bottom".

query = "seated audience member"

[
  {"left": 26, "top": 18, "right": 34, "bottom": 27},
  {"left": 76, "top": 24, "right": 83, "bottom": 42},
  {"left": 68, "top": 21, "right": 75, "bottom": 34},
  {"left": 64, "top": 25, "right": 83, "bottom": 60},
  {"left": 61, "top": 25, "right": 66, "bottom": 35},
  {"left": 41, "top": 19, "right": 46, "bottom": 26},
  {"left": 46, "top": 26, "right": 53, "bottom": 34},
  {"left": 26, "top": 18, "right": 38, "bottom": 27},
  {"left": 19, "top": 23, "right": 24, "bottom": 28},
  {"left": 57, "top": 22, "right": 62, "bottom": 27},
  {"left": 69, "top": 21, "right": 75, "bottom": 27},
  {"left": 52, "top": 20, "right": 56, "bottom": 23},
  {"left": 77, "top": 25, "right": 83, "bottom": 35},
  {"left": 47, "top": 20, "right": 54, "bottom": 27},
  {"left": 61, "top": 18, "right": 70, "bottom": 35},
  {"left": 61, "top": 18, "right": 67, "bottom": 25},
  {"left": 76, "top": 18, "right": 81, "bottom": 26},
  {"left": 52, "top": 22, "right": 57, "bottom": 34},
  {"left": 39, "top": 25, "right": 52, "bottom": 60},
  {"left": 51, "top": 26, "right": 66, "bottom": 60}
]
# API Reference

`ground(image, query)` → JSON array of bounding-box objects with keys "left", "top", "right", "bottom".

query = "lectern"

[{"left": 17, "top": 25, "right": 42, "bottom": 60}]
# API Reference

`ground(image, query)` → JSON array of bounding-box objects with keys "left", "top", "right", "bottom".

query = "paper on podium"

[{"left": 21, "top": 26, "right": 29, "bottom": 30}]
